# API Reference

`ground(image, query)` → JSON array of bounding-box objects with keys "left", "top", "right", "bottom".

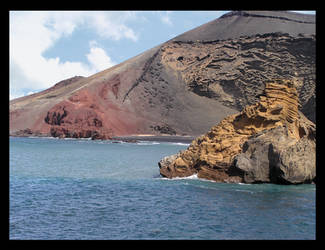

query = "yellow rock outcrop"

[{"left": 159, "top": 79, "right": 316, "bottom": 183}]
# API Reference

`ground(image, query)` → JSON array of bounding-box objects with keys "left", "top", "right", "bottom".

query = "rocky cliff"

[
  {"left": 159, "top": 79, "right": 315, "bottom": 184},
  {"left": 163, "top": 32, "right": 315, "bottom": 122},
  {"left": 10, "top": 11, "right": 315, "bottom": 139}
]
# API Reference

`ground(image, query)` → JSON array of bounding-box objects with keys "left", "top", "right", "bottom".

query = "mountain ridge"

[
  {"left": 170, "top": 10, "right": 315, "bottom": 42},
  {"left": 220, "top": 11, "right": 315, "bottom": 24}
]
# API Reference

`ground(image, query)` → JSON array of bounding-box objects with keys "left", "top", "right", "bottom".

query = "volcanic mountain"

[{"left": 10, "top": 11, "right": 316, "bottom": 139}]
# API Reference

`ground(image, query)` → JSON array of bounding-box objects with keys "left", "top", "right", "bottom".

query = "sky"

[{"left": 9, "top": 10, "right": 316, "bottom": 100}]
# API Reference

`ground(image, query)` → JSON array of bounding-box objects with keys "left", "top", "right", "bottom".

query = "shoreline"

[
  {"left": 10, "top": 134, "right": 197, "bottom": 143},
  {"left": 111, "top": 135, "right": 196, "bottom": 143}
]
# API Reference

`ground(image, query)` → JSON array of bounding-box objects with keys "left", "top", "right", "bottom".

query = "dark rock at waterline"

[{"left": 231, "top": 125, "right": 315, "bottom": 184}]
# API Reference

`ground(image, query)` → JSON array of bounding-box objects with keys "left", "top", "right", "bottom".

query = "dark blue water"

[{"left": 9, "top": 137, "right": 316, "bottom": 240}]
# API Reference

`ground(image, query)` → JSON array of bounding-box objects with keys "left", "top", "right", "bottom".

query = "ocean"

[{"left": 9, "top": 137, "right": 316, "bottom": 240}]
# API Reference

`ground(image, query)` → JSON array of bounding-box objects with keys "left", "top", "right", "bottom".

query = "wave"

[
  {"left": 160, "top": 174, "right": 199, "bottom": 181},
  {"left": 160, "top": 175, "right": 254, "bottom": 186},
  {"left": 168, "top": 142, "right": 190, "bottom": 146},
  {"left": 62, "top": 137, "right": 79, "bottom": 140},
  {"left": 174, "top": 174, "right": 199, "bottom": 180},
  {"left": 135, "top": 141, "right": 190, "bottom": 146},
  {"left": 33, "top": 136, "right": 59, "bottom": 140},
  {"left": 26, "top": 136, "right": 49, "bottom": 139},
  {"left": 234, "top": 189, "right": 254, "bottom": 193},
  {"left": 136, "top": 141, "right": 161, "bottom": 145}
]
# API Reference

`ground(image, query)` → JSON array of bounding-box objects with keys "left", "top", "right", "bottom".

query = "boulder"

[
  {"left": 268, "top": 131, "right": 316, "bottom": 184},
  {"left": 158, "top": 151, "right": 196, "bottom": 178},
  {"left": 231, "top": 125, "right": 315, "bottom": 184}
]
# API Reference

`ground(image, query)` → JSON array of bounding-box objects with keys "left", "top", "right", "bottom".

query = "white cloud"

[
  {"left": 87, "top": 41, "right": 116, "bottom": 72},
  {"left": 160, "top": 11, "right": 173, "bottom": 26},
  {"left": 9, "top": 11, "right": 137, "bottom": 100},
  {"left": 88, "top": 12, "right": 138, "bottom": 41}
]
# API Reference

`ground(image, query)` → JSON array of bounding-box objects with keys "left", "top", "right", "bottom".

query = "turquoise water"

[{"left": 9, "top": 137, "right": 316, "bottom": 240}]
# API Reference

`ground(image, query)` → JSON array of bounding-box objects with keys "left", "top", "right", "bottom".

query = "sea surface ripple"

[{"left": 9, "top": 137, "right": 315, "bottom": 240}]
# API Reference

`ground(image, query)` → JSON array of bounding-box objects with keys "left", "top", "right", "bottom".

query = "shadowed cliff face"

[
  {"left": 10, "top": 11, "right": 315, "bottom": 139},
  {"left": 159, "top": 79, "right": 316, "bottom": 184},
  {"left": 162, "top": 33, "right": 315, "bottom": 118}
]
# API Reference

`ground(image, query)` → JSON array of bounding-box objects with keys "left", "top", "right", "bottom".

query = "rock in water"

[{"left": 159, "top": 79, "right": 316, "bottom": 184}]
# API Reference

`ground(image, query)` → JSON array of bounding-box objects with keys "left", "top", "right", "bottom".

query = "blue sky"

[
  {"left": 9, "top": 10, "right": 315, "bottom": 100},
  {"left": 42, "top": 11, "right": 225, "bottom": 65}
]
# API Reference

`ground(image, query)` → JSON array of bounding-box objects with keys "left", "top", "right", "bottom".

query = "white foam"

[
  {"left": 174, "top": 173, "right": 199, "bottom": 180},
  {"left": 136, "top": 141, "right": 160, "bottom": 145},
  {"left": 160, "top": 173, "right": 199, "bottom": 181},
  {"left": 169, "top": 142, "right": 190, "bottom": 146},
  {"left": 26, "top": 136, "right": 42, "bottom": 139},
  {"left": 37, "top": 136, "right": 59, "bottom": 140}
]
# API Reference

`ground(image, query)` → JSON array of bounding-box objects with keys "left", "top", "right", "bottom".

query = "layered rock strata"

[
  {"left": 159, "top": 79, "right": 316, "bottom": 184},
  {"left": 162, "top": 33, "right": 316, "bottom": 123}
]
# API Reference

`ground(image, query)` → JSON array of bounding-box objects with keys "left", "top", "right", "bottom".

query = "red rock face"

[
  {"left": 41, "top": 81, "right": 148, "bottom": 139},
  {"left": 44, "top": 100, "right": 112, "bottom": 139}
]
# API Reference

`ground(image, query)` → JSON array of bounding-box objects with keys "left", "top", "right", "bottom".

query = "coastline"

[
  {"left": 9, "top": 133, "right": 196, "bottom": 143},
  {"left": 111, "top": 135, "right": 196, "bottom": 143}
]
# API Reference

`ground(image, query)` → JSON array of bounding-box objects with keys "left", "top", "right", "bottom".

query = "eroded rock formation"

[
  {"left": 161, "top": 33, "right": 315, "bottom": 122},
  {"left": 44, "top": 100, "right": 113, "bottom": 140},
  {"left": 159, "top": 79, "right": 316, "bottom": 184}
]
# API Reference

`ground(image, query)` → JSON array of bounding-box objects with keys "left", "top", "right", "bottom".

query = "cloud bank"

[{"left": 9, "top": 11, "right": 138, "bottom": 100}]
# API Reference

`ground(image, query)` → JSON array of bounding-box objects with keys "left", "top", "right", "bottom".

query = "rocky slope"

[
  {"left": 10, "top": 11, "right": 315, "bottom": 139},
  {"left": 159, "top": 79, "right": 316, "bottom": 184},
  {"left": 162, "top": 32, "right": 315, "bottom": 121}
]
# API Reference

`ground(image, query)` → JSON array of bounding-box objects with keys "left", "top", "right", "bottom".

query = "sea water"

[{"left": 9, "top": 137, "right": 316, "bottom": 240}]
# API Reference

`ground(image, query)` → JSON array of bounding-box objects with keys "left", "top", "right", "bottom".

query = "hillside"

[{"left": 10, "top": 11, "right": 316, "bottom": 139}]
